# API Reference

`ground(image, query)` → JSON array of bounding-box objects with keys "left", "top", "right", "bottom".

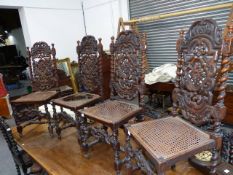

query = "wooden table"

[{"left": 12, "top": 123, "right": 204, "bottom": 175}]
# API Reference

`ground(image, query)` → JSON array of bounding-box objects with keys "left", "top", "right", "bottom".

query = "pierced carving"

[
  {"left": 77, "top": 36, "right": 102, "bottom": 95},
  {"left": 28, "top": 42, "right": 58, "bottom": 91},
  {"left": 111, "top": 30, "right": 143, "bottom": 100},
  {"left": 173, "top": 19, "right": 230, "bottom": 126}
]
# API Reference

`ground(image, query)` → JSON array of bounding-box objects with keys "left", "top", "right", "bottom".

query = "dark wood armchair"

[
  {"left": 11, "top": 42, "right": 59, "bottom": 136},
  {"left": 124, "top": 19, "right": 233, "bottom": 175},
  {"left": 52, "top": 36, "right": 104, "bottom": 139},
  {"left": 78, "top": 30, "right": 147, "bottom": 175},
  {"left": 0, "top": 117, "right": 44, "bottom": 175}
]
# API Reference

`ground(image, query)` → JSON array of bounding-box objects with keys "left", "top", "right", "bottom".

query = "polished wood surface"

[{"left": 12, "top": 124, "right": 203, "bottom": 175}]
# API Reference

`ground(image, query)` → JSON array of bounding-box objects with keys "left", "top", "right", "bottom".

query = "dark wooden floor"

[{"left": 13, "top": 124, "right": 203, "bottom": 175}]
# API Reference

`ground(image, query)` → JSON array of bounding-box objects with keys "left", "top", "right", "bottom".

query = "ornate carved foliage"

[
  {"left": 28, "top": 42, "right": 58, "bottom": 91},
  {"left": 173, "top": 19, "right": 231, "bottom": 126},
  {"left": 77, "top": 36, "right": 102, "bottom": 94},
  {"left": 110, "top": 30, "right": 143, "bottom": 100}
]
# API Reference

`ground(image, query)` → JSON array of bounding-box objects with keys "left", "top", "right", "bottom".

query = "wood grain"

[{"left": 12, "top": 124, "right": 203, "bottom": 175}]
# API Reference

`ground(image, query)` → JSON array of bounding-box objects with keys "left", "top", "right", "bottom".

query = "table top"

[
  {"left": 12, "top": 123, "right": 203, "bottom": 175},
  {"left": 12, "top": 124, "right": 117, "bottom": 175}
]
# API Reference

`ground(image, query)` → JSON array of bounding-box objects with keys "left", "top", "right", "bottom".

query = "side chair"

[
  {"left": 11, "top": 42, "right": 59, "bottom": 136},
  {"left": 78, "top": 30, "right": 147, "bottom": 175},
  {"left": 52, "top": 35, "right": 104, "bottom": 139},
  {"left": 124, "top": 18, "right": 233, "bottom": 175}
]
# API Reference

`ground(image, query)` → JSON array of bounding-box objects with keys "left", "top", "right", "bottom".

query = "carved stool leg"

[
  {"left": 111, "top": 128, "right": 121, "bottom": 175},
  {"left": 45, "top": 104, "right": 53, "bottom": 136},
  {"left": 77, "top": 112, "right": 89, "bottom": 158}
]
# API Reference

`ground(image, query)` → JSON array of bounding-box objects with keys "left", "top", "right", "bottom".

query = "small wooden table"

[{"left": 12, "top": 123, "right": 204, "bottom": 175}]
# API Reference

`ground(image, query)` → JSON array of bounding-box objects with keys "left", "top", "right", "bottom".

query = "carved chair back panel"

[
  {"left": 78, "top": 36, "right": 100, "bottom": 94},
  {"left": 29, "top": 42, "right": 58, "bottom": 91},
  {"left": 112, "top": 30, "right": 141, "bottom": 100},
  {"left": 174, "top": 19, "right": 224, "bottom": 125}
]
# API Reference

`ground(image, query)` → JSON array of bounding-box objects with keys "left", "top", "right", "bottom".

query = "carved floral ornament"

[
  {"left": 27, "top": 42, "right": 58, "bottom": 91},
  {"left": 77, "top": 35, "right": 101, "bottom": 93},
  {"left": 173, "top": 19, "right": 228, "bottom": 125}
]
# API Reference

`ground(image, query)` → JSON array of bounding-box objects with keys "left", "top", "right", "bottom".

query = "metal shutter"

[{"left": 129, "top": 0, "right": 233, "bottom": 84}]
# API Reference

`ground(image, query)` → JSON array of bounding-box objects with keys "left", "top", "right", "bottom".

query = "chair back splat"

[
  {"left": 173, "top": 19, "right": 231, "bottom": 132},
  {"left": 110, "top": 31, "right": 147, "bottom": 106},
  {"left": 76, "top": 36, "right": 103, "bottom": 96},
  {"left": 28, "top": 42, "right": 58, "bottom": 91}
]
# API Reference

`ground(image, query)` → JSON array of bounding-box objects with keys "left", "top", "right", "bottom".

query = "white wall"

[
  {"left": 0, "top": 0, "right": 85, "bottom": 60},
  {"left": 83, "top": 0, "right": 129, "bottom": 50},
  {"left": 0, "top": 0, "right": 129, "bottom": 59},
  {"left": 20, "top": 7, "right": 85, "bottom": 60}
]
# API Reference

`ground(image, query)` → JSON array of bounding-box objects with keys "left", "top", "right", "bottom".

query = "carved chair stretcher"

[
  {"left": 124, "top": 19, "right": 233, "bottom": 175},
  {"left": 11, "top": 42, "right": 59, "bottom": 136},
  {"left": 51, "top": 36, "right": 103, "bottom": 139},
  {"left": 78, "top": 30, "right": 147, "bottom": 175}
]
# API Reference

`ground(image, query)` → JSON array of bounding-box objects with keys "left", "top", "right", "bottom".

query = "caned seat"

[
  {"left": 80, "top": 100, "right": 142, "bottom": 126},
  {"left": 128, "top": 117, "right": 214, "bottom": 162},
  {"left": 12, "top": 91, "right": 57, "bottom": 104}
]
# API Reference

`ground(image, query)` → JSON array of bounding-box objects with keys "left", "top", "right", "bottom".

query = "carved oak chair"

[
  {"left": 78, "top": 30, "right": 147, "bottom": 175},
  {"left": 124, "top": 19, "right": 233, "bottom": 175},
  {"left": 52, "top": 35, "right": 103, "bottom": 139},
  {"left": 0, "top": 117, "right": 44, "bottom": 175},
  {"left": 11, "top": 42, "right": 59, "bottom": 136}
]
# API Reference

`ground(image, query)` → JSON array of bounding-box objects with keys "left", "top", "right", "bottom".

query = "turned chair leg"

[
  {"left": 210, "top": 148, "right": 219, "bottom": 175},
  {"left": 77, "top": 113, "right": 89, "bottom": 158},
  {"left": 112, "top": 128, "right": 121, "bottom": 175},
  {"left": 45, "top": 104, "right": 53, "bottom": 136},
  {"left": 52, "top": 104, "right": 61, "bottom": 139}
]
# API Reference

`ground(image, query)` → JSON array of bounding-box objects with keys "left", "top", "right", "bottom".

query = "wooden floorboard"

[{"left": 12, "top": 124, "right": 203, "bottom": 175}]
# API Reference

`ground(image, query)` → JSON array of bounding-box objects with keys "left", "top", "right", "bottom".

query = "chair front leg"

[
  {"left": 52, "top": 104, "right": 61, "bottom": 139},
  {"left": 209, "top": 148, "right": 219, "bottom": 175},
  {"left": 125, "top": 128, "right": 134, "bottom": 175},
  {"left": 111, "top": 128, "right": 121, "bottom": 175},
  {"left": 77, "top": 112, "right": 89, "bottom": 158},
  {"left": 44, "top": 104, "right": 53, "bottom": 136}
]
